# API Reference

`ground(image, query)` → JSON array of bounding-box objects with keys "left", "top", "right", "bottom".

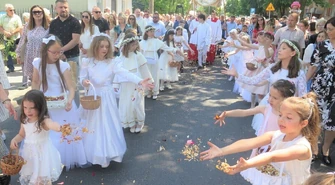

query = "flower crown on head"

[
  {"left": 120, "top": 36, "right": 139, "bottom": 47},
  {"left": 145, "top": 27, "right": 156, "bottom": 32},
  {"left": 281, "top": 39, "right": 300, "bottom": 58}
]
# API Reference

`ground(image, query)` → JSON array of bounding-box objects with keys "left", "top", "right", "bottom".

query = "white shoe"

[
  {"left": 101, "top": 163, "right": 110, "bottom": 168},
  {"left": 135, "top": 124, "right": 144, "bottom": 133},
  {"left": 166, "top": 85, "right": 172, "bottom": 89},
  {"left": 130, "top": 126, "right": 136, "bottom": 133},
  {"left": 1, "top": 133, "right": 5, "bottom": 141},
  {"left": 152, "top": 95, "right": 157, "bottom": 100},
  {"left": 159, "top": 86, "right": 164, "bottom": 91}
]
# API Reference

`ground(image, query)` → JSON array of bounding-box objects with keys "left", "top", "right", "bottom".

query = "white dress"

[
  {"left": 241, "top": 130, "right": 311, "bottom": 185},
  {"left": 79, "top": 25, "right": 100, "bottom": 65},
  {"left": 19, "top": 121, "right": 62, "bottom": 185},
  {"left": 139, "top": 38, "right": 177, "bottom": 95},
  {"left": 174, "top": 36, "right": 186, "bottom": 62},
  {"left": 32, "top": 58, "right": 87, "bottom": 170},
  {"left": 159, "top": 41, "right": 179, "bottom": 82},
  {"left": 79, "top": 57, "right": 142, "bottom": 166},
  {"left": 237, "top": 64, "right": 307, "bottom": 133},
  {"left": 115, "top": 52, "right": 152, "bottom": 128}
]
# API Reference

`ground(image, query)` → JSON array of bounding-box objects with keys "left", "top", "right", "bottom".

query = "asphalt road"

[{"left": 2, "top": 60, "right": 334, "bottom": 185}]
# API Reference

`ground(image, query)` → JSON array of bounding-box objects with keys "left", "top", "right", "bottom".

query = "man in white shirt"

[
  {"left": 143, "top": 10, "right": 152, "bottom": 25},
  {"left": 149, "top": 12, "right": 166, "bottom": 39},
  {"left": 273, "top": 12, "right": 305, "bottom": 60},
  {"left": 134, "top": 8, "right": 146, "bottom": 38},
  {"left": 188, "top": 12, "right": 200, "bottom": 62},
  {"left": 0, "top": 4, "right": 22, "bottom": 73},
  {"left": 195, "top": 13, "right": 211, "bottom": 69},
  {"left": 206, "top": 10, "right": 221, "bottom": 65}
]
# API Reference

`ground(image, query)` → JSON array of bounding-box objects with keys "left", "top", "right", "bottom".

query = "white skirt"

[
  {"left": 81, "top": 87, "right": 126, "bottom": 166},
  {"left": 19, "top": 139, "right": 62, "bottom": 185},
  {"left": 49, "top": 101, "right": 87, "bottom": 170}
]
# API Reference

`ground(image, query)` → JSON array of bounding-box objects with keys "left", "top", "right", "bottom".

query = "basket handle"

[
  {"left": 9, "top": 149, "right": 19, "bottom": 164},
  {"left": 86, "top": 82, "right": 98, "bottom": 100}
]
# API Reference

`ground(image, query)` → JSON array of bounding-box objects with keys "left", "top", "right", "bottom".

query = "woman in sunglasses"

[
  {"left": 16, "top": 5, "right": 49, "bottom": 89},
  {"left": 252, "top": 17, "right": 265, "bottom": 43},
  {"left": 79, "top": 11, "right": 99, "bottom": 61},
  {"left": 127, "top": 14, "right": 142, "bottom": 38}
]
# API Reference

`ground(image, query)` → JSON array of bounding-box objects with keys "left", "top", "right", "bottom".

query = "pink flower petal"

[{"left": 186, "top": 139, "right": 194, "bottom": 146}]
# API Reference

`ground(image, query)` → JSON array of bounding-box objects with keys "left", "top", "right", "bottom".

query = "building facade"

[{"left": 0, "top": 0, "right": 132, "bottom": 18}]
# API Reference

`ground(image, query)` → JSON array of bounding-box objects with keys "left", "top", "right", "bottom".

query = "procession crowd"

[{"left": 0, "top": 0, "right": 334, "bottom": 184}]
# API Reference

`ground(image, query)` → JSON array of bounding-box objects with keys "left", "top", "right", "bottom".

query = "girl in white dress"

[
  {"left": 228, "top": 32, "right": 274, "bottom": 107},
  {"left": 79, "top": 33, "right": 153, "bottom": 168},
  {"left": 114, "top": 33, "right": 153, "bottom": 133},
  {"left": 10, "top": 90, "right": 62, "bottom": 185},
  {"left": 174, "top": 26, "right": 194, "bottom": 73},
  {"left": 222, "top": 40, "right": 307, "bottom": 134},
  {"left": 79, "top": 11, "right": 100, "bottom": 65},
  {"left": 201, "top": 92, "right": 320, "bottom": 185},
  {"left": 31, "top": 35, "right": 87, "bottom": 170},
  {"left": 159, "top": 29, "right": 180, "bottom": 90},
  {"left": 139, "top": 26, "right": 182, "bottom": 100}
]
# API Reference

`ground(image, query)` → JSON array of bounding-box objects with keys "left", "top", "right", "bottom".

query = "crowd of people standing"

[{"left": 0, "top": 0, "right": 334, "bottom": 184}]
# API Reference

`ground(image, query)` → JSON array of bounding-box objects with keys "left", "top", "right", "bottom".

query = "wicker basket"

[
  {"left": 246, "top": 62, "right": 258, "bottom": 71},
  {"left": 168, "top": 61, "right": 180, "bottom": 67},
  {"left": 80, "top": 83, "right": 101, "bottom": 110},
  {"left": 0, "top": 150, "right": 25, "bottom": 175}
]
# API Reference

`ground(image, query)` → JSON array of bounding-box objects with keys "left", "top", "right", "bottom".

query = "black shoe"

[
  {"left": 311, "top": 154, "right": 318, "bottom": 163},
  {"left": 18, "top": 85, "right": 28, "bottom": 90},
  {"left": 0, "top": 175, "right": 11, "bottom": 185},
  {"left": 321, "top": 149, "right": 332, "bottom": 165},
  {"left": 6, "top": 69, "right": 14, "bottom": 73},
  {"left": 197, "top": 66, "right": 203, "bottom": 70}
]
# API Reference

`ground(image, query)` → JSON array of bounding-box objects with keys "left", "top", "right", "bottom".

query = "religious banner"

[{"left": 194, "top": 0, "right": 221, "bottom": 6}]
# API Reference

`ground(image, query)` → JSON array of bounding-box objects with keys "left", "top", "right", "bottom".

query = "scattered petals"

[
  {"left": 157, "top": 146, "right": 165, "bottom": 152},
  {"left": 216, "top": 159, "right": 230, "bottom": 173},
  {"left": 133, "top": 180, "right": 136, "bottom": 183},
  {"left": 57, "top": 182, "right": 64, "bottom": 185}
]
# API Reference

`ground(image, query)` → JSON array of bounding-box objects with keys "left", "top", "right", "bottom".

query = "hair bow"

[
  {"left": 92, "top": 33, "right": 111, "bottom": 40},
  {"left": 42, "top": 35, "right": 56, "bottom": 44}
]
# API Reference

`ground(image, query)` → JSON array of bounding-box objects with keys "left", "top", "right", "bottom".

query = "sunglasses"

[
  {"left": 32, "top": 11, "right": 42, "bottom": 15},
  {"left": 129, "top": 18, "right": 135, "bottom": 20},
  {"left": 82, "top": 15, "right": 89, "bottom": 19},
  {"left": 94, "top": 11, "right": 101, "bottom": 14},
  {"left": 48, "top": 50, "right": 63, "bottom": 56}
]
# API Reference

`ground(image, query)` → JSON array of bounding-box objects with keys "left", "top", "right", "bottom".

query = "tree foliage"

[
  {"left": 224, "top": 0, "right": 330, "bottom": 18},
  {"left": 133, "top": 0, "right": 192, "bottom": 15}
]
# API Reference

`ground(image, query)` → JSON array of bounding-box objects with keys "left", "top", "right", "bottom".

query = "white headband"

[
  {"left": 281, "top": 39, "right": 300, "bottom": 58},
  {"left": 42, "top": 35, "right": 56, "bottom": 44},
  {"left": 120, "top": 36, "right": 139, "bottom": 47}
]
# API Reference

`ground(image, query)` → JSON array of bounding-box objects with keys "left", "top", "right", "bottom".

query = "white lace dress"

[
  {"left": 19, "top": 121, "right": 62, "bottom": 185},
  {"left": 237, "top": 63, "right": 307, "bottom": 133}
]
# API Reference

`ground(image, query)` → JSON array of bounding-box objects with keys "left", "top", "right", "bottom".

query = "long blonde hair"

[
  {"left": 281, "top": 92, "right": 320, "bottom": 146},
  {"left": 303, "top": 173, "right": 335, "bottom": 185},
  {"left": 88, "top": 36, "right": 113, "bottom": 59}
]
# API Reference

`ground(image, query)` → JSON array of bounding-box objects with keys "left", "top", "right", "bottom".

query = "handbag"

[{"left": 45, "top": 79, "right": 68, "bottom": 109}]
